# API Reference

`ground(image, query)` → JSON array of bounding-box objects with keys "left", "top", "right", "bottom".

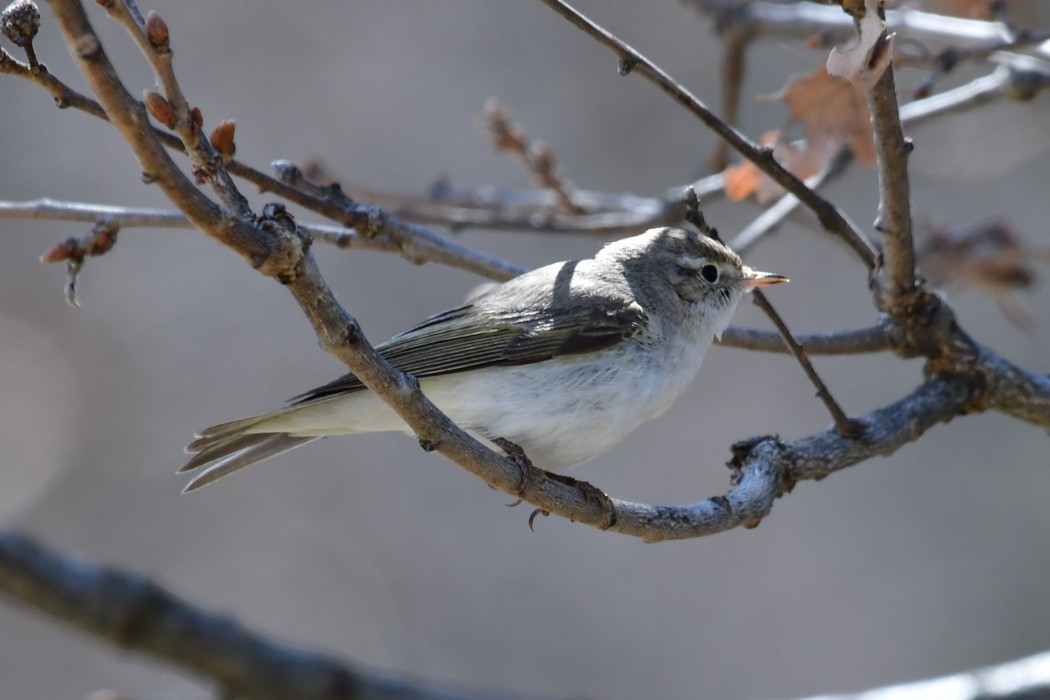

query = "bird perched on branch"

[{"left": 180, "top": 226, "right": 786, "bottom": 492}]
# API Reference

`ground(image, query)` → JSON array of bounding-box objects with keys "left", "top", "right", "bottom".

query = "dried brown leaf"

[
  {"left": 782, "top": 66, "right": 877, "bottom": 167},
  {"left": 723, "top": 131, "right": 786, "bottom": 203}
]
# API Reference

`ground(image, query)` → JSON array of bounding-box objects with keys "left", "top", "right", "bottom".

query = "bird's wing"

[{"left": 290, "top": 298, "right": 647, "bottom": 405}]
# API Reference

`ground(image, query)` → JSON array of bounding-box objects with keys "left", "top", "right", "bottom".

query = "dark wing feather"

[{"left": 291, "top": 299, "right": 647, "bottom": 405}]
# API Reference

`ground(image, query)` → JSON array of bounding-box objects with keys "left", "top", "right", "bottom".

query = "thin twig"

[
  {"left": 751, "top": 290, "right": 860, "bottom": 438},
  {"left": 683, "top": 190, "right": 859, "bottom": 433},
  {"left": 0, "top": 197, "right": 408, "bottom": 254},
  {"left": 268, "top": 162, "right": 526, "bottom": 280},
  {"left": 483, "top": 100, "right": 587, "bottom": 215},
  {"left": 537, "top": 0, "right": 880, "bottom": 270},
  {"left": 718, "top": 325, "right": 890, "bottom": 355},
  {"left": 330, "top": 178, "right": 700, "bottom": 235}
]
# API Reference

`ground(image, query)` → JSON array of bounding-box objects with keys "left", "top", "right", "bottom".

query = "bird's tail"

[{"left": 179, "top": 410, "right": 318, "bottom": 492}]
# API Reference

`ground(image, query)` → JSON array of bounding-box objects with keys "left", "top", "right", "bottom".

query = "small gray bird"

[{"left": 180, "top": 227, "right": 786, "bottom": 491}]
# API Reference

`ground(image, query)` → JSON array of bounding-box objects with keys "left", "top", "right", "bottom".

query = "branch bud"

[
  {"left": 210, "top": 119, "right": 236, "bottom": 161},
  {"left": 190, "top": 106, "right": 203, "bottom": 128},
  {"left": 144, "top": 11, "right": 169, "bottom": 49},
  {"left": 1, "top": 0, "right": 40, "bottom": 47},
  {"left": 143, "top": 90, "right": 175, "bottom": 129},
  {"left": 40, "top": 237, "right": 78, "bottom": 264}
]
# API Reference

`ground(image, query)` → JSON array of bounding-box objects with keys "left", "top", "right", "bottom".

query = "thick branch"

[
  {"left": 868, "top": 57, "right": 917, "bottom": 312},
  {"left": 779, "top": 375, "right": 971, "bottom": 483},
  {"left": 611, "top": 375, "right": 972, "bottom": 542},
  {"left": 0, "top": 528, "right": 537, "bottom": 700},
  {"left": 975, "top": 343, "right": 1050, "bottom": 430}
]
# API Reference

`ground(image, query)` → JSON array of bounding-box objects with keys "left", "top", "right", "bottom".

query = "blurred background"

[{"left": 2, "top": 1, "right": 1049, "bottom": 698}]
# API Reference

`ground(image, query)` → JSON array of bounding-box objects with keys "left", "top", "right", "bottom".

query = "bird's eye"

[{"left": 700, "top": 264, "right": 719, "bottom": 283}]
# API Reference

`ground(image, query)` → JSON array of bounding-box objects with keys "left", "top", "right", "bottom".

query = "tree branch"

[
  {"left": 267, "top": 162, "right": 526, "bottom": 280},
  {"left": 868, "top": 52, "right": 918, "bottom": 313},
  {"left": 0, "top": 528, "right": 539, "bottom": 700},
  {"left": 613, "top": 375, "right": 972, "bottom": 541},
  {"left": 974, "top": 343, "right": 1050, "bottom": 431},
  {"left": 717, "top": 324, "right": 891, "bottom": 355},
  {"left": 750, "top": 289, "right": 859, "bottom": 437}
]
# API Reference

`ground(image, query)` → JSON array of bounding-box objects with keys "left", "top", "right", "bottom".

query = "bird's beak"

[{"left": 738, "top": 269, "right": 789, "bottom": 289}]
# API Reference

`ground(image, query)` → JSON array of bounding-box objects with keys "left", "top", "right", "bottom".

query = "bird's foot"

[
  {"left": 493, "top": 437, "right": 616, "bottom": 530},
  {"left": 493, "top": 437, "right": 543, "bottom": 505}
]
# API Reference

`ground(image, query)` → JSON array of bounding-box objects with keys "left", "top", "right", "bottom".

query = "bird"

[{"left": 180, "top": 226, "right": 787, "bottom": 492}]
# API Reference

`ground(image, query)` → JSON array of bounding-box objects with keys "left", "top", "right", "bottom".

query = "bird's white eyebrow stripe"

[{"left": 676, "top": 255, "right": 707, "bottom": 270}]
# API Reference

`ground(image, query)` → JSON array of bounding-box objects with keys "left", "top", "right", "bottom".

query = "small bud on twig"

[
  {"left": 210, "top": 119, "right": 236, "bottom": 161},
  {"left": 144, "top": 11, "right": 169, "bottom": 49},
  {"left": 1, "top": 0, "right": 40, "bottom": 67},
  {"left": 39, "top": 222, "right": 120, "bottom": 308},
  {"left": 1, "top": 0, "right": 40, "bottom": 47},
  {"left": 144, "top": 90, "right": 176, "bottom": 128},
  {"left": 190, "top": 106, "right": 203, "bottom": 128}
]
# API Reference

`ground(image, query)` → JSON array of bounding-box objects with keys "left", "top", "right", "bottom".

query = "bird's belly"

[
  {"left": 423, "top": 348, "right": 702, "bottom": 470},
  {"left": 275, "top": 338, "right": 708, "bottom": 471}
]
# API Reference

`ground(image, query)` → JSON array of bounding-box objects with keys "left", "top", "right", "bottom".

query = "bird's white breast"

[{"left": 418, "top": 305, "right": 714, "bottom": 470}]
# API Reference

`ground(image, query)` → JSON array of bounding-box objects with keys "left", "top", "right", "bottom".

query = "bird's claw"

[
  {"left": 494, "top": 437, "right": 616, "bottom": 531},
  {"left": 494, "top": 437, "right": 542, "bottom": 501}
]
